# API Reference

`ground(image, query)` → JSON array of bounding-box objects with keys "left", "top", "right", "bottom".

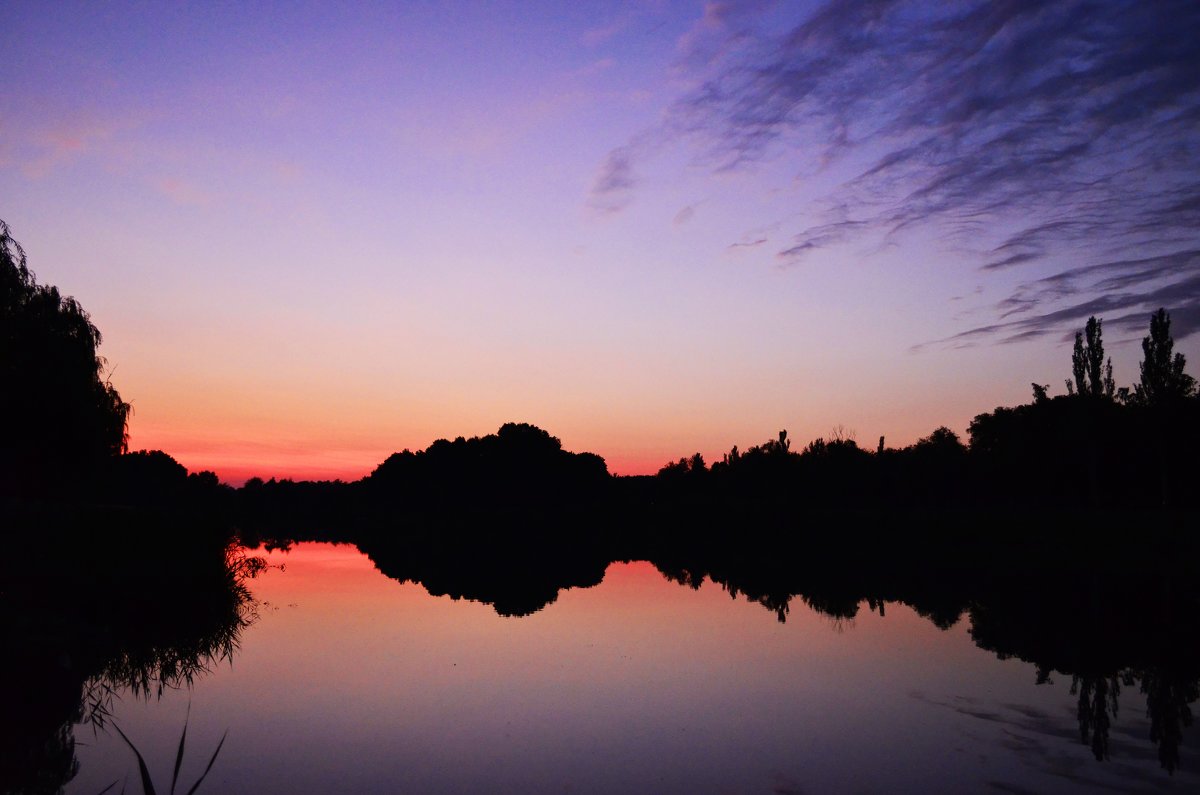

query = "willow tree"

[{"left": 1, "top": 219, "right": 130, "bottom": 496}]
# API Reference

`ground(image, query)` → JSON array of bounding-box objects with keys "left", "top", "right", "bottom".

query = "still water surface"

[{"left": 63, "top": 542, "right": 1198, "bottom": 794}]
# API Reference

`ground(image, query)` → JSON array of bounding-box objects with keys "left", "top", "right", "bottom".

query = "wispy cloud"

[
  {"left": 727, "top": 237, "right": 766, "bottom": 250},
  {"left": 589, "top": 145, "right": 638, "bottom": 215},
  {"left": 674, "top": 0, "right": 774, "bottom": 70},
  {"left": 915, "top": 249, "right": 1200, "bottom": 350},
  {"left": 600, "top": 0, "right": 1200, "bottom": 340}
]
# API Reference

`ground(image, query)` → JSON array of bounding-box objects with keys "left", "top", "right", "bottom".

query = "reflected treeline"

[
  {"left": 243, "top": 510, "right": 1200, "bottom": 773},
  {"left": 636, "top": 509, "right": 1198, "bottom": 772},
  {"left": 357, "top": 531, "right": 611, "bottom": 618},
  {"left": 0, "top": 506, "right": 262, "bottom": 795},
  {"left": 965, "top": 564, "right": 1199, "bottom": 773}
]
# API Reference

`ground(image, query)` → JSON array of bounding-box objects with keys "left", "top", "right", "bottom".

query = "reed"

[{"left": 99, "top": 709, "right": 227, "bottom": 795}]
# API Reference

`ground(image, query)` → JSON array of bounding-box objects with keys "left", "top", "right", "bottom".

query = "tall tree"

[
  {"left": 1066, "top": 316, "right": 1114, "bottom": 399},
  {"left": 1134, "top": 308, "right": 1196, "bottom": 405},
  {"left": 1, "top": 219, "right": 131, "bottom": 496}
]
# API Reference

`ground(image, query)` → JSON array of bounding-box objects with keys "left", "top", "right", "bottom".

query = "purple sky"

[{"left": 4, "top": 1, "right": 1198, "bottom": 480}]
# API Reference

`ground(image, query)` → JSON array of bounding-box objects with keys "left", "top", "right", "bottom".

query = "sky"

[{"left": 3, "top": 1, "right": 1199, "bottom": 482}]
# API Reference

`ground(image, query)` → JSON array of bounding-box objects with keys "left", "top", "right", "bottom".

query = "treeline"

[
  {"left": 234, "top": 422, "right": 613, "bottom": 535},
  {"left": 203, "top": 308, "right": 1200, "bottom": 536},
  {"left": 4, "top": 217, "right": 1198, "bottom": 530},
  {"left": 657, "top": 311, "right": 1198, "bottom": 514}
]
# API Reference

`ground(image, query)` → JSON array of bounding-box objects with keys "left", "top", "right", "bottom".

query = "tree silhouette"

[
  {"left": 1066, "top": 316, "right": 1114, "bottom": 399},
  {"left": 1127, "top": 308, "right": 1198, "bottom": 507},
  {"left": 658, "top": 452, "right": 707, "bottom": 479},
  {"left": 0, "top": 219, "right": 130, "bottom": 496},
  {"left": 1135, "top": 308, "right": 1196, "bottom": 405}
]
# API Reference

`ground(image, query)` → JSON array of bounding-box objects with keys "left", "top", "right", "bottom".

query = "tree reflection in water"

[
  {"left": 323, "top": 515, "right": 1200, "bottom": 776},
  {"left": 80, "top": 545, "right": 265, "bottom": 730},
  {"left": 0, "top": 508, "right": 263, "bottom": 795},
  {"left": 4, "top": 506, "right": 1198, "bottom": 790}
]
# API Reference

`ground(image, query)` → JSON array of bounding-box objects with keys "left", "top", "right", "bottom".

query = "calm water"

[{"left": 60, "top": 542, "right": 1199, "bottom": 794}]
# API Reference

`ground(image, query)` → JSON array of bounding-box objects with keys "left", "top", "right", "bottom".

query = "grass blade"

[
  {"left": 112, "top": 724, "right": 157, "bottom": 795},
  {"left": 183, "top": 729, "right": 227, "bottom": 795},
  {"left": 170, "top": 705, "right": 190, "bottom": 795}
]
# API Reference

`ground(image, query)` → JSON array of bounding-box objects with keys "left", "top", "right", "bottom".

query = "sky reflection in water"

[{"left": 64, "top": 542, "right": 1199, "bottom": 794}]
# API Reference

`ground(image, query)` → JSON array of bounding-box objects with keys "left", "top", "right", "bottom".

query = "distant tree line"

[
  {"left": 3, "top": 217, "right": 1197, "bottom": 527},
  {"left": 657, "top": 310, "right": 1198, "bottom": 514}
]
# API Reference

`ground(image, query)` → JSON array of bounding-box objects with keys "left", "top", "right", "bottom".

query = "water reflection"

[
  {"left": 4, "top": 512, "right": 1198, "bottom": 791},
  {"left": 356, "top": 534, "right": 610, "bottom": 618},
  {"left": 666, "top": 548, "right": 1200, "bottom": 775},
  {"left": 0, "top": 508, "right": 261, "bottom": 794},
  {"left": 334, "top": 526, "right": 1200, "bottom": 776},
  {"left": 968, "top": 586, "right": 1199, "bottom": 773}
]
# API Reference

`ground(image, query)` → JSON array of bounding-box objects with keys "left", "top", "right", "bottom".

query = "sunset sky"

[{"left": 4, "top": 1, "right": 1198, "bottom": 481}]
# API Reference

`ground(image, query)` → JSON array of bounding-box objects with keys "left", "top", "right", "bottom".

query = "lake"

[{"left": 53, "top": 541, "right": 1199, "bottom": 794}]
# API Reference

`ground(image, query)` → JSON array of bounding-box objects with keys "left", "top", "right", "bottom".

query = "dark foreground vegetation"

[
  {"left": 4, "top": 219, "right": 1200, "bottom": 790},
  {"left": 0, "top": 505, "right": 261, "bottom": 794}
]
